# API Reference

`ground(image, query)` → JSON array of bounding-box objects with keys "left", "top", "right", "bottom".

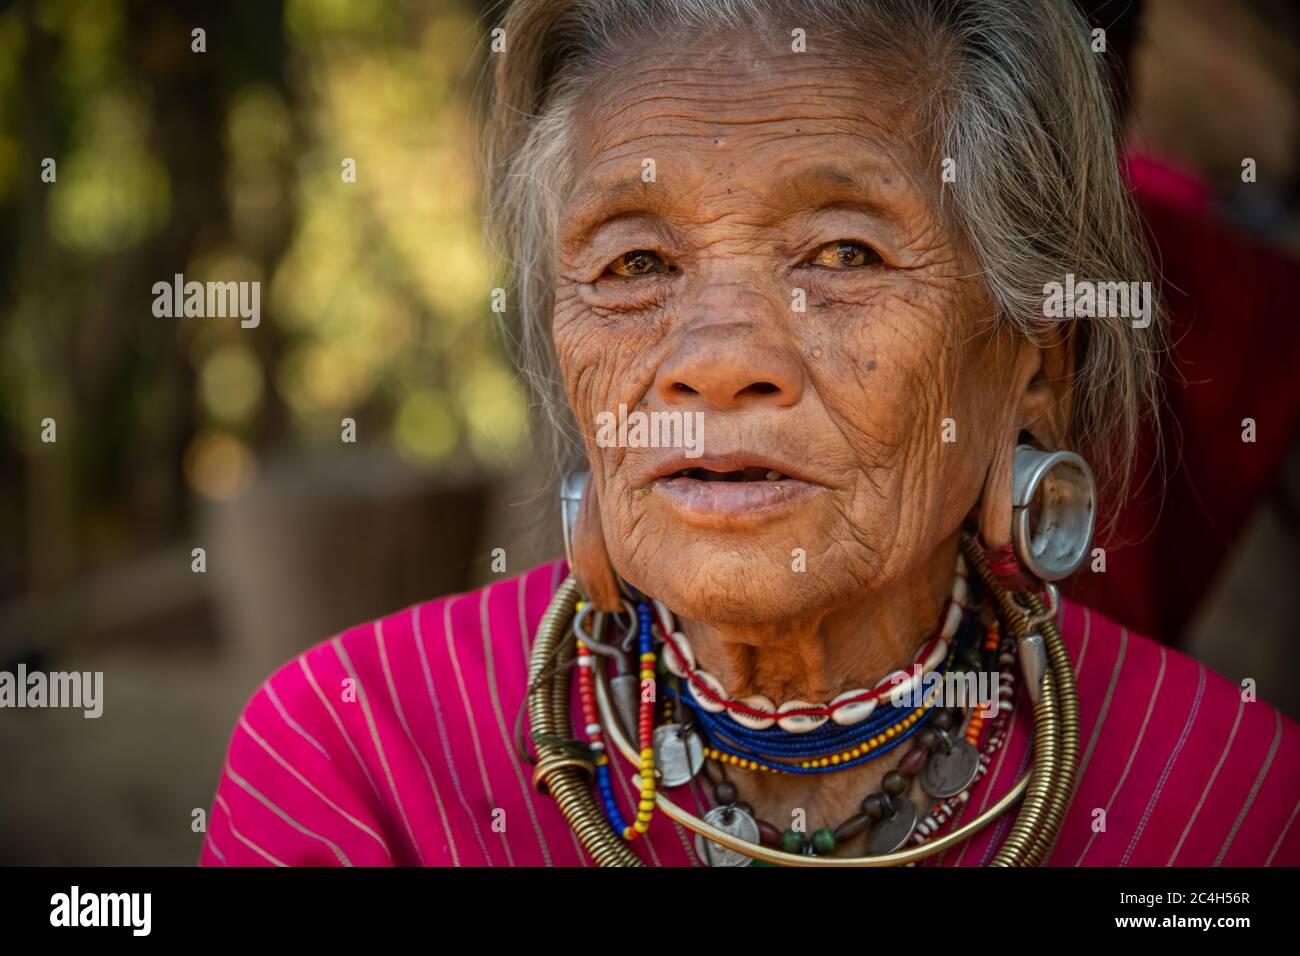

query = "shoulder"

[
  {"left": 202, "top": 560, "right": 570, "bottom": 867},
  {"left": 1047, "top": 599, "right": 1300, "bottom": 866},
  {"left": 293, "top": 557, "right": 567, "bottom": 739}
]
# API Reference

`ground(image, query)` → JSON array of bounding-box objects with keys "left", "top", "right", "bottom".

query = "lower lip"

[{"left": 651, "top": 475, "right": 818, "bottom": 524}]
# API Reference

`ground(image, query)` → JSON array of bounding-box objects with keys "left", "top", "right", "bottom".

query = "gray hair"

[{"left": 483, "top": 0, "right": 1164, "bottom": 530}]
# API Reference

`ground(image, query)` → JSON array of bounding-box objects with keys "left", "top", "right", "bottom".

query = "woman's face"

[{"left": 552, "top": 37, "right": 1031, "bottom": 628}]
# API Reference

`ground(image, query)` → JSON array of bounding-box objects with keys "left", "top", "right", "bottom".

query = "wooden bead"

[
  {"left": 898, "top": 745, "right": 927, "bottom": 777},
  {"left": 932, "top": 708, "right": 957, "bottom": 732},
  {"left": 862, "top": 793, "right": 889, "bottom": 820},
  {"left": 882, "top": 770, "right": 908, "bottom": 796},
  {"left": 833, "top": 813, "right": 872, "bottom": 843}
]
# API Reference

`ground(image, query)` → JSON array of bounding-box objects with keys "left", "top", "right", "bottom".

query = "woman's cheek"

[
  {"left": 555, "top": 294, "right": 613, "bottom": 399},
  {"left": 815, "top": 341, "right": 940, "bottom": 474},
  {"left": 554, "top": 345, "right": 639, "bottom": 452},
  {"left": 580, "top": 278, "right": 675, "bottom": 314},
  {"left": 550, "top": 287, "right": 589, "bottom": 364}
]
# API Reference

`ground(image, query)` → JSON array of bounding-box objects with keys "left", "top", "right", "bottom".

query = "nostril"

[
  {"left": 741, "top": 381, "right": 780, "bottom": 397},
  {"left": 672, "top": 382, "right": 699, "bottom": 395}
]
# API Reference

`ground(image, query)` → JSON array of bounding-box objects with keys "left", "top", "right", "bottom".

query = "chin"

[{"left": 618, "top": 535, "right": 859, "bottom": 629}]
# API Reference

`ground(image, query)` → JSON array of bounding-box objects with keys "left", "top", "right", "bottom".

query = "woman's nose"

[{"left": 653, "top": 319, "right": 804, "bottom": 410}]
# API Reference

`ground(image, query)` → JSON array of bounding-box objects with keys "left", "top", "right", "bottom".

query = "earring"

[
  {"left": 560, "top": 469, "right": 587, "bottom": 570},
  {"left": 1010, "top": 444, "right": 1096, "bottom": 582},
  {"left": 560, "top": 469, "right": 624, "bottom": 611}
]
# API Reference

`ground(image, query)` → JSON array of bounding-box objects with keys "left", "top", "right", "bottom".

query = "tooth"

[{"left": 765, "top": 470, "right": 783, "bottom": 480}]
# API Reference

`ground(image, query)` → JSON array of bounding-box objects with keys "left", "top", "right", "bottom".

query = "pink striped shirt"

[{"left": 200, "top": 560, "right": 1300, "bottom": 866}]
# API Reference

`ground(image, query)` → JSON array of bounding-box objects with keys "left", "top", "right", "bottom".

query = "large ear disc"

[
  {"left": 561, "top": 470, "right": 623, "bottom": 612},
  {"left": 1010, "top": 445, "right": 1096, "bottom": 581}
]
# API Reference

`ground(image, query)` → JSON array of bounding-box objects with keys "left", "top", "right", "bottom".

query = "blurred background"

[{"left": 0, "top": 0, "right": 1297, "bottom": 864}]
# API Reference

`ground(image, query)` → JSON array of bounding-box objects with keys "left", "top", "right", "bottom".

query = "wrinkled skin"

[{"left": 551, "top": 35, "right": 1067, "bottom": 846}]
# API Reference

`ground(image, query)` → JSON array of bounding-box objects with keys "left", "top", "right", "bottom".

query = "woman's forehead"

[
  {"left": 561, "top": 46, "right": 930, "bottom": 238},
  {"left": 560, "top": 156, "right": 921, "bottom": 249},
  {"left": 571, "top": 36, "right": 919, "bottom": 159}
]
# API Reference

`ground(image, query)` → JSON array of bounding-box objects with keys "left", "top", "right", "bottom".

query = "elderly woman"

[{"left": 201, "top": 0, "right": 1298, "bottom": 867}]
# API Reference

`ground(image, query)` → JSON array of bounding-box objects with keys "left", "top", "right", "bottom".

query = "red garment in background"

[{"left": 1064, "top": 152, "right": 1300, "bottom": 644}]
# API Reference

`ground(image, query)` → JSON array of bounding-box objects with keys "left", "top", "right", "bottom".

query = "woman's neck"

[
  {"left": 679, "top": 534, "right": 961, "bottom": 704},
  {"left": 672, "top": 533, "right": 963, "bottom": 848}
]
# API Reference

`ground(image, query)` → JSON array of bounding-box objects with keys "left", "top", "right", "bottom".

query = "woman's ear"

[
  {"left": 978, "top": 436, "right": 1016, "bottom": 549},
  {"left": 572, "top": 479, "right": 624, "bottom": 612},
  {"left": 978, "top": 330, "right": 1074, "bottom": 549},
  {"left": 1018, "top": 329, "right": 1074, "bottom": 451}
]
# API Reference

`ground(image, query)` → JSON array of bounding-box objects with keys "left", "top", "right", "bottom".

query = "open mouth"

[
  {"left": 650, "top": 458, "right": 816, "bottom": 523},
  {"left": 673, "top": 466, "right": 789, "bottom": 482}
]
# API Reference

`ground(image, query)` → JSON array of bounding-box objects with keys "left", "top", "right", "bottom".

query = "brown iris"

[
  {"left": 608, "top": 250, "right": 667, "bottom": 277},
  {"left": 809, "top": 240, "right": 879, "bottom": 269}
]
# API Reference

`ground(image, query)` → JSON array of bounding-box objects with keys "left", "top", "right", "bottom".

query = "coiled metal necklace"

[{"left": 525, "top": 532, "right": 1079, "bottom": 866}]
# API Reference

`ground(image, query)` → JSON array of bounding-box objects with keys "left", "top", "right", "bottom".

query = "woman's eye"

[
  {"left": 605, "top": 250, "right": 669, "bottom": 277},
  {"left": 807, "top": 240, "right": 881, "bottom": 270}
]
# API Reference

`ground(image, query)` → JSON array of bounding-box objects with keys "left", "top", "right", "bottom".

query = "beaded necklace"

[
  {"left": 662, "top": 653, "right": 945, "bottom": 775},
  {"left": 656, "top": 555, "right": 969, "bottom": 728},
  {"left": 529, "top": 532, "right": 1078, "bottom": 867},
  {"left": 569, "top": 554, "right": 1013, "bottom": 862},
  {"left": 691, "top": 611, "right": 1017, "bottom": 864},
  {"left": 574, "top": 602, "right": 658, "bottom": 840}
]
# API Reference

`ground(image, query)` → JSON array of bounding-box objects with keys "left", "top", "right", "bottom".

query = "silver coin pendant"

[
  {"left": 694, "top": 806, "right": 759, "bottom": 867},
  {"left": 921, "top": 738, "right": 981, "bottom": 798},
  {"left": 865, "top": 797, "right": 918, "bottom": 854},
  {"left": 653, "top": 723, "right": 705, "bottom": 787}
]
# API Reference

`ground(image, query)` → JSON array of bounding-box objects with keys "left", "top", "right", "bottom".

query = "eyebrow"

[
  {"left": 562, "top": 177, "right": 665, "bottom": 245},
  {"left": 775, "top": 164, "right": 901, "bottom": 220},
  {"left": 562, "top": 160, "right": 903, "bottom": 244},
  {"left": 794, "top": 164, "right": 862, "bottom": 191}
]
